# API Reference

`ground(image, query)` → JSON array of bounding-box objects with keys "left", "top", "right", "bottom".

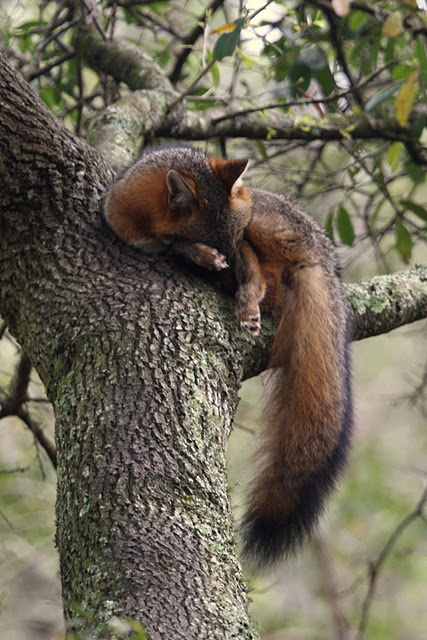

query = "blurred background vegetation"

[{"left": 0, "top": 0, "right": 426, "bottom": 638}]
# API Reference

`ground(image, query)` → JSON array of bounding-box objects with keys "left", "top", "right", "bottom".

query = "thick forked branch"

[
  {"left": 0, "top": 51, "right": 259, "bottom": 639},
  {"left": 0, "top": 50, "right": 426, "bottom": 638}
]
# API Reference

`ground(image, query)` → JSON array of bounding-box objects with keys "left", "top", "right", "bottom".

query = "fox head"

[
  {"left": 104, "top": 145, "right": 251, "bottom": 259},
  {"left": 164, "top": 156, "right": 251, "bottom": 256}
]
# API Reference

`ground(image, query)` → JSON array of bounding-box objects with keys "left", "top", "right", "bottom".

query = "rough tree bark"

[
  {"left": 0, "top": 53, "right": 426, "bottom": 639},
  {"left": 0, "top": 54, "right": 263, "bottom": 639}
]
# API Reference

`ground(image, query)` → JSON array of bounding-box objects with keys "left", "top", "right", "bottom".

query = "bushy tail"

[{"left": 241, "top": 265, "right": 353, "bottom": 568}]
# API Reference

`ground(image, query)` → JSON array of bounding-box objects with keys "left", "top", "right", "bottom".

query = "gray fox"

[{"left": 103, "top": 144, "right": 353, "bottom": 568}]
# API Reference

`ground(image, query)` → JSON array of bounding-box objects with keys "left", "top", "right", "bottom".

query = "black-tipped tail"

[{"left": 241, "top": 323, "right": 353, "bottom": 570}]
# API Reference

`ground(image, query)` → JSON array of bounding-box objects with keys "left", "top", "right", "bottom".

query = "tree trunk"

[{"left": 0, "top": 56, "right": 260, "bottom": 638}]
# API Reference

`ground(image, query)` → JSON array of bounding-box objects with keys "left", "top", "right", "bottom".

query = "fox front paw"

[
  {"left": 237, "top": 308, "right": 261, "bottom": 337},
  {"left": 211, "top": 249, "right": 228, "bottom": 271}
]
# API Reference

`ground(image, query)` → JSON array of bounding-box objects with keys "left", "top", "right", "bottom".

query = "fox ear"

[
  {"left": 209, "top": 158, "right": 250, "bottom": 194},
  {"left": 166, "top": 170, "right": 196, "bottom": 209}
]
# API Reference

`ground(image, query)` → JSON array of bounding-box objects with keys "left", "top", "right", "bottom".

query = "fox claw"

[
  {"left": 240, "top": 316, "right": 261, "bottom": 337},
  {"left": 212, "top": 251, "right": 228, "bottom": 270}
]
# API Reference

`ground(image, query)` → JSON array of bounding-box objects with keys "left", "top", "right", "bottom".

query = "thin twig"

[
  {"left": 0, "top": 353, "right": 57, "bottom": 470},
  {"left": 27, "top": 51, "right": 75, "bottom": 81},
  {"left": 169, "top": 0, "right": 225, "bottom": 83},
  {"left": 213, "top": 62, "right": 394, "bottom": 124},
  {"left": 168, "top": 60, "right": 216, "bottom": 112},
  {"left": 312, "top": 534, "right": 349, "bottom": 640},
  {"left": 356, "top": 486, "right": 427, "bottom": 640},
  {"left": 0, "top": 466, "right": 29, "bottom": 475},
  {"left": 169, "top": 0, "right": 275, "bottom": 112},
  {"left": 80, "top": 0, "right": 108, "bottom": 41}
]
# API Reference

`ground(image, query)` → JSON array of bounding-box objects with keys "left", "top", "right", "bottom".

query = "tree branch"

[
  {"left": 345, "top": 266, "right": 427, "bottom": 341},
  {"left": 0, "top": 351, "right": 32, "bottom": 415},
  {"left": 75, "top": 26, "right": 426, "bottom": 165},
  {"left": 309, "top": 0, "right": 427, "bottom": 37},
  {"left": 169, "top": 0, "right": 225, "bottom": 84},
  {"left": 159, "top": 108, "right": 427, "bottom": 164},
  {"left": 74, "top": 26, "right": 175, "bottom": 94},
  {"left": 356, "top": 486, "right": 427, "bottom": 640},
  {"left": 0, "top": 352, "right": 57, "bottom": 469}
]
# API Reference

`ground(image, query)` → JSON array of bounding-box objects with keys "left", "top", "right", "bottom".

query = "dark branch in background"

[
  {"left": 0, "top": 351, "right": 57, "bottom": 470},
  {"left": 312, "top": 535, "right": 349, "bottom": 640},
  {"left": 80, "top": 0, "right": 108, "bottom": 41},
  {"left": 356, "top": 486, "right": 427, "bottom": 640},
  {"left": 126, "top": 6, "right": 184, "bottom": 39},
  {"left": 27, "top": 51, "right": 75, "bottom": 81},
  {"left": 402, "top": 357, "right": 427, "bottom": 418},
  {"left": 0, "top": 466, "right": 29, "bottom": 475},
  {"left": 212, "top": 61, "right": 394, "bottom": 122},
  {"left": 323, "top": 5, "right": 364, "bottom": 109},
  {"left": 24, "top": 2, "right": 75, "bottom": 81},
  {"left": 0, "top": 351, "right": 32, "bottom": 415},
  {"left": 307, "top": 0, "right": 427, "bottom": 37},
  {"left": 169, "top": 0, "right": 225, "bottom": 84},
  {"left": 168, "top": 60, "right": 216, "bottom": 112}
]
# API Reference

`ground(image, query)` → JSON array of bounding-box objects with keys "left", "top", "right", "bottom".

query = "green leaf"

[
  {"left": 365, "top": 82, "right": 402, "bottom": 112},
  {"left": 336, "top": 206, "right": 355, "bottom": 246},
  {"left": 395, "top": 71, "right": 417, "bottom": 127},
  {"left": 416, "top": 37, "right": 427, "bottom": 85},
  {"left": 289, "top": 60, "right": 311, "bottom": 95},
  {"left": 387, "top": 141, "right": 403, "bottom": 170},
  {"left": 209, "top": 61, "right": 220, "bottom": 87},
  {"left": 348, "top": 10, "right": 369, "bottom": 32},
  {"left": 395, "top": 220, "right": 412, "bottom": 264},
  {"left": 187, "top": 86, "right": 218, "bottom": 110},
  {"left": 255, "top": 140, "right": 269, "bottom": 162},
  {"left": 392, "top": 64, "right": 416, "bottom": 81},
  {"left": 414, "top": 114, "right": 426, "bottom": 140},
  {"left": 406, "top": 162, "right": 425, "bottom": 184},
  {"left": 382, "top": 12, "right": 403, "bottom": 38},
  {"left": 350, "top": 30, "right": 380, "bottom": 72},
  {"left": 315, "top": 65, "right": 336, "bottom": 97},
  {"left": 40, "top": 86, "right": 60, "bottom": 110},
  {"left": 273, "top": 57, "right": 289, "bottom": 83},
  {"left": 400, "top": 200, "right": 427, "bottom": 223},
  {"left": 14, "top": 20, "right": 44, "bottom": 34},
  {"left": 384, "top": 39, "right": 395, "bottom": 64},
  {"left": 324, "top": 211, "right": 335, "bottom": 244},
  {"left": 212, "top": 18, "right": 244, "bottom": 61}
]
